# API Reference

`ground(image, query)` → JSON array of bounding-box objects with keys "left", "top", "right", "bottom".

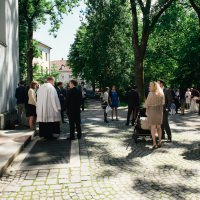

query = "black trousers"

[
  {"left": 39, "top": 122, "right": 60, "bottom": 140},
  {"left": 126, "top": 106, "right": 136, "bottom": 125},
  {"left": 162, "top": 110, "right": 172, "bottom": 139},
  {"left": 68, "top": 113, "right": 81, "bottom": 138},
  {"left": 81, "top": 98, "right": 85, "bottom": 111}
]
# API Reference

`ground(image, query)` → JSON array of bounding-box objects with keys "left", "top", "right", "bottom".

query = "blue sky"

[{"left": 34, "top": 1, "right": 85, "bottom": 61}]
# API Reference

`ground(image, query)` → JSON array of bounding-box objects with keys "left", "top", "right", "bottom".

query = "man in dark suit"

[
  {"left": 126, "top": 85, "right": 140, "bottom": 126},
  {"left": 66, "top": 80, "right": 82, "bottom": 140},
  {"left": 56, "top": 82, "right": 66, "bottom": 123},
  {"left": 15, "top": 81, "right": 26, "bottom": 125},
  {"left": 158, "top": 80, "right": 173, "bottom": 142}
]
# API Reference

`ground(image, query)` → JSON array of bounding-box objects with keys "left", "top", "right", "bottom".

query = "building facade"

[
  {"left": 32, "top": 42, "right": 52, "bottom": 75},
  {"left": 50, "top": 59, "right": 92, "bottom": 90},
  {"left": 0, "top": 0, "right": 19, "bottom": 129},
  {"left": 50, "top": 59, "right": 73, "bottom": 85}
]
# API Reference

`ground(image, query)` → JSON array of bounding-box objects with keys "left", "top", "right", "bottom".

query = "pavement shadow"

[
  {"left": 81, "top": 99, "right": 200, "bottom": 178},
  {"left": 21, "top": 139, "right": 71, "bottom": 166},
  {"left": 132, "top": 178, "right": 199, "bottom": 199},
  {"left": 181, "top": 146, "right": 200, "bottom": 161},
  {"left": 157, "top": 164, "right": 197, "bottom": 178}
]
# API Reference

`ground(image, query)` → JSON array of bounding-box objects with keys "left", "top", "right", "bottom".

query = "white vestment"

[{"left": 36, "top": 83, "right": 61, "bottom": 122}]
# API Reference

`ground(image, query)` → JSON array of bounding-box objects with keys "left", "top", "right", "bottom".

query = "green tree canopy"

[
  {"left": 19, "top": 0, "right": 79, "bottom": 83},
  {"left": 68, "top": 0, "right": 133, "bottom": 92}
]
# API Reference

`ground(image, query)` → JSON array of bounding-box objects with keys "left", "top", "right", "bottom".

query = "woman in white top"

[
  {"left": 102, "top": 87, "right": 110, "bottom": 123},
  {"left": 185, "top": 88, "right": 191, "bottom": 109},
  {"left": 28, "top": 81, "right": 38, "bottom": 129}
]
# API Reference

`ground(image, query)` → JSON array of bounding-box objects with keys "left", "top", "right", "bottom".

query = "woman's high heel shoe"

[
  {"left": 157, "top": 143, "right": 162, "bottom": 148},
  {"left": 151, "top": 145, "right": 158, "bottom": 149}
]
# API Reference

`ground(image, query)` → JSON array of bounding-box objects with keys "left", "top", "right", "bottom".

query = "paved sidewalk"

[
  {"left": 0, "top": 128, "right": 34, "bottom": 176},
  {"left": 0, "top": 100, "right": 200, "bottom": 200}
]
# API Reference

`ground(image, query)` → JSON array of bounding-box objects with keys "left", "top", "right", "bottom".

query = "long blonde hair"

[{"left": 150, "top": 82, "right": 164, "bottom": 97}]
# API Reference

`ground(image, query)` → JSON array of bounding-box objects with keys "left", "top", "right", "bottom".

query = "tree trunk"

[
  {"left": 26, "top": 23, "right": 34, "bottom": 84},
  {"left": 189, "top": 0, "right": 200, "bottom": 27},
  {"left": 134, "top": 57, "right": 145, "bottom": 102}
]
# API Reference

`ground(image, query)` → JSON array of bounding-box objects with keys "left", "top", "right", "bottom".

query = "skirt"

[
  {"left": 39, "top": 122, "right": 60, "bottom": 140},
  {"left": 28, "top": 104, "right": 36, "bottom": 117}
]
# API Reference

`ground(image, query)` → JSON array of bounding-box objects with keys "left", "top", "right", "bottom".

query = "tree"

[
  {"left": 145, "top": 1, "right": 200, "bottom": 88},
  {"left": 68, "top": 0, "right": 133, "bottom": 91},
  {"left": 189, "top": 0, "right": 200, "bottom": 26},
  {"left": 129, "top": 0, "right": 175, "bottom": 101},
  {"left": 19, "top": 0, "right": 78, "bottom": 83},
  {"left": 33, "top": 63, "right": 59, "bottom": 83}
]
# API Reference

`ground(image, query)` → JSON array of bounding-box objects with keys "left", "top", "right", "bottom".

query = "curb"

[{"left": 0, "top": 131, "right": 35, "bottom": 177}]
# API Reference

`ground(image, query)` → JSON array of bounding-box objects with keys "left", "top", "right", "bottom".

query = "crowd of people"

[
  {"left": 15, "top": 77, "right": 200, "bottom": 147},
  {"left": 101, "top": 80, "right": 200, "bottom": 149},
  {"left": 15, "top": 77, "right": 86, "bottom": 140}
]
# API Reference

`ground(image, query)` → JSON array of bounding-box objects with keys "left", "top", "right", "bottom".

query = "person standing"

[
  {"left": 102, "top": 87, "right": 110, "bottom": 123},
  {"left": 185, "top": 88, "right": 191, "bottom": 109},
  {"left": 81, "top": 82, "right": 87, "bottom": 111},
  {"left": 66, "top": 80, "right": 82, "bottom": 140},
  {"left": 36, "top": 76, "right": 61, "bottom": 140},
  {"left": 145, "top": 82, "right": 165, "bottom": 149},
  {"left": 174, "top": 89, "right": 180, "bottom": 114},
  {"left": 125, "top": 85, "right": 139, "bottom": 126},
  {"left": 190, "top": 88, "right": 200, "bottom": 113},
  {"left": 27, "top": 81, "right": 38, "bottom": 129},
  {"left": 158, "top": 79, "right": 173, "bottom": 142},
  {"left": 56, "top": 82, "right": 66, "bottom": 123},
  {"left": 110, "top": 86, "right": 120, "bottom": 121},
  {"left": 179, "top": 87, "right": 186, "bottom": 115},
  {"left": 15, "top": 81, "right": 26, "bottom": 125}
]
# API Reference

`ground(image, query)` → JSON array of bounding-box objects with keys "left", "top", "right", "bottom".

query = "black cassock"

[{"left": 39, "top": 122, "right": 60, "bottom": 140}]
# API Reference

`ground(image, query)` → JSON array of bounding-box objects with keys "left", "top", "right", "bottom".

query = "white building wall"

[
  {"left": 0, "top": 0, "right": 19, "bottom": 129},
  {"left": 58, "top": 72, "right": 72, "bottom": 84},
  {"left": 33, "top": 44, "right": 51, "bottom": 74}
]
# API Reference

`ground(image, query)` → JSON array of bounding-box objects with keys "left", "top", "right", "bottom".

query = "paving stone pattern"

[{"left": 0, "top": 100, "right": 200, "bottom": 199}]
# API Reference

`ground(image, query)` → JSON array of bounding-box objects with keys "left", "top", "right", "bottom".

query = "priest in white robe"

[{"left": 36, "top": 76, "right": 61, "bottom": 139}]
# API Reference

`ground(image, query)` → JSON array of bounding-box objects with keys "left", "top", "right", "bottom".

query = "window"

[{"left": 0, "top": 1, "right": 6, "bottom": 47}]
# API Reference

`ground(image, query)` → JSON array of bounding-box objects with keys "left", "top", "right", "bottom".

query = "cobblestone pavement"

[{"left": 0, "top": 100, "right": 200, "bottom": 200}]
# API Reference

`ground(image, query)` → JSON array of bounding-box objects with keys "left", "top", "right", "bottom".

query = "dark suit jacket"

[
  {"left": 163, "top": 88, "right": 172, "bottom": 110},
  {"left": 127, "top": 89, "right": 139, "bottom": 108},
  {"left": 66, "top": 87, "right": 82, "bottom": 115},
  {"left": 15, "top": 86, "right": 26, "bottom": 104}
]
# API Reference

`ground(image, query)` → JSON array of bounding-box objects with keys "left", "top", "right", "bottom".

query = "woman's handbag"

[
  {"left": 106, "top": 105, "right": 112, "bottom": 113},
  {"left": 101, "top": 101, "right": 107, "bottom": 109}
]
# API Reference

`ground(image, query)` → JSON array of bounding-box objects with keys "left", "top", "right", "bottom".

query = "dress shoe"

[
  {"left": 104, "top": 120, "right": 109, "bottom": 123},
  {"left": 167, "top": 138, "right": 172, "bottom": 143},
  {"left": 77, "top": 134, "right": 82, "bottom": 139}
]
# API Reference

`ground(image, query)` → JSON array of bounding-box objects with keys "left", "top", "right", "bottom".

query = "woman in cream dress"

[
  {"left": 185, "top": 88, "right": 191, "bottom": 109},
  {"left": 145, "top": 82, "right": 165, "bottom": 149}
]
